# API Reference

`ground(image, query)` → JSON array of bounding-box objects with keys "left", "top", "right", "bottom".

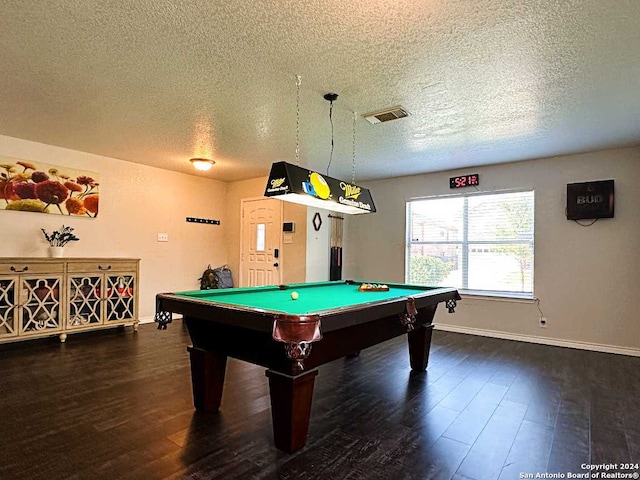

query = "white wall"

[
  {"left": 5, "top": 134, "right": 638, "bottom": 353},
  {"left": 344, "top": 147, "right": 640, "bottom": 353},
  {"left": 0, "top": 135, "right": 228, "bottom": 320}
]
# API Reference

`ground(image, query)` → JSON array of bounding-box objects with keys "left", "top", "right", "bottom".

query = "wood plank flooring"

[{"left": 1, "top": 321, "right": 638, "bottom": 480}]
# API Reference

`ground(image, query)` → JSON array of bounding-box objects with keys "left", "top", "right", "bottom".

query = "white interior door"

[{"left": 240, "top": 198, "right": 283, "bottom": 287}]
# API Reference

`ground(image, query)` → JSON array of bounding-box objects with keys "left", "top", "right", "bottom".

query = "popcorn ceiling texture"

[{"left": 1, "top": 0, "right": 639, "bottom": 182}]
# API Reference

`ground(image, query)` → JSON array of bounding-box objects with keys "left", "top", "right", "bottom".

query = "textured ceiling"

[{"left": 1, "top": 0, "right": 639, "bottom": 183}]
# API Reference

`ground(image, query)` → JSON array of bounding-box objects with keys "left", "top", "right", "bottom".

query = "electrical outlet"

[
  {"left": 157, "top": 233, "right": 169, "bottom": 242},
  {"left": 539, "top": 317, "right": 547, "bottom": 328}
]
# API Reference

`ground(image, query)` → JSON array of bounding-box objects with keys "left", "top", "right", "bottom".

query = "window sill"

[{"left": 459, "top": 290, "right": 536, "bottom": 303}]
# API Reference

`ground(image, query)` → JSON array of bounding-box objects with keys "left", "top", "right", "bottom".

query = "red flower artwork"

[
  {"left": 31, "top": 171, "right": 49, "bottom": 183},
  {"left": 83, "top": 194, "right": 99, "bottom": 215},
  {"left": 1, "top": 159, "right": 100, "bottom": 217},
  {"left": 76, "top": 176, "right": 97, "bottom": 187},
  {"left": 14, "top": 182, "right": 37, "bottom": 199},
  {"left": 0, "top": 180, "right": 20, "bottom": 201},
  {"left": 35, "top": 180, "right": 69, "bottom": 204},
  {"left": 65, "top": 197, "right": 86, "bottom": 215},
  {"left": 64, "top": 181, "right": 83, "bottom": 193}
]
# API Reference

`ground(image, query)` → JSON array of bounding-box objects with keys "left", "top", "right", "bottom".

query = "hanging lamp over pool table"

[
  {"left": 264, "top": 161, "right": 376, "bottom": 215},
  {"left": 264, "top": 76, "right": 376, "bottom": 215}
]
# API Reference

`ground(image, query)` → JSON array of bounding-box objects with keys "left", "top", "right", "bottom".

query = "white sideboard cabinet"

[{"left": 0, "top": 258, "right": 139, "bottom": 343}]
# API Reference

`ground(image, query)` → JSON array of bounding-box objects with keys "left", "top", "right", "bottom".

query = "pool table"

[{"left": 155, "top": 280, "right": 460, "bottom": 453}]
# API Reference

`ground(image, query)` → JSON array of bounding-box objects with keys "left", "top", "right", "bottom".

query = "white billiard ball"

[{"left": 290, "top": 291, "right": 299, "bottom": 300}]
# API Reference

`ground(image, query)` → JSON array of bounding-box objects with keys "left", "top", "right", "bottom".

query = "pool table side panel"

[
  {"left": 185, "top": 302, "right": 439, "bottom": 375},
  {"left": 185, "top": 317, "right": 293, "bottom": 373},
  {"left": 159, "top": 295, "right": 275, "bottom": 332},
  {"left": 318, "top": 294, "right": 449, "bottom": 333},
  {"left": 302, "top": 304, "right": 436, "bottom": 369}
]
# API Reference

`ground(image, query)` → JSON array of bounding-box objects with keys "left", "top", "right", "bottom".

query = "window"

[
  {"left": 406, "top": 190, "right": 534, "bottom": 296},
  {"left": 256, "top": 224, "right": 266, "bottom": 251}
]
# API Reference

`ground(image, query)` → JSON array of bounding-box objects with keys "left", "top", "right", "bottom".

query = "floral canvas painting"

[{"left": 1, "top": 156, "right": 100, "bottom": 217}]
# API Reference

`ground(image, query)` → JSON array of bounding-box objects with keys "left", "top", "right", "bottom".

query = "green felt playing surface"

[{"left": 174, "top": 281, "right": 433, "bottom": 315}]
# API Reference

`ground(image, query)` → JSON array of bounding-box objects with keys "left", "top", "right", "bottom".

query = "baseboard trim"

[{"left": 434, "top": 323, "right": 640, "bottom": 357}]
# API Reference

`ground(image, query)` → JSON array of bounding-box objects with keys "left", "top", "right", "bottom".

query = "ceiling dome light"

[{"left": 190, "top": 158, "right": 215, "bottom": 171}]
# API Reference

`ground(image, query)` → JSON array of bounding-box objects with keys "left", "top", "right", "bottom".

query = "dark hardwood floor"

[{"left": 1, "top": 321, "right": 638, "bottom": 480}]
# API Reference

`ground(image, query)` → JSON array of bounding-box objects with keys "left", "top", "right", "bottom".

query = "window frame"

[{"left": 405, "top": 189, "right": 535, "bottom": 299}]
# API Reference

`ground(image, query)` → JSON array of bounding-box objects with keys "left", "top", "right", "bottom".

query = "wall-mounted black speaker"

[{"left": 566, "top": 179, "right": 614, "bottom": 220}]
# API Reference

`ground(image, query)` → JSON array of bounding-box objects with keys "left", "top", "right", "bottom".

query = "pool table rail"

[{"left": 155, "top": 283, "right": 459, "bottom": 333}]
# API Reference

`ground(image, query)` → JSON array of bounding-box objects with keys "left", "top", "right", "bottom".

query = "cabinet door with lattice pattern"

[
  {"left": 0, "top": 277, "right": 18, "bottom": 339},
  {"left": 19, "top": 276, "right": 63, "bottom": 335},
  {"left": 67, "top": 275, "right": 103, "bottom": 329},
  {"left": 105, "top": 274, "right": 136, "bottom": 322}
]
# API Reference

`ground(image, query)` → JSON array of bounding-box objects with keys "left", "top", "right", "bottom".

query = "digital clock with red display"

[{"left": 450, "top": 174, "right": 480, "bottom": 189}]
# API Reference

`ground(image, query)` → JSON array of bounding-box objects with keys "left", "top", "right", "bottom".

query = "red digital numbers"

[{"left": 450, "top": 174, "right": 479, "bottom": 189}]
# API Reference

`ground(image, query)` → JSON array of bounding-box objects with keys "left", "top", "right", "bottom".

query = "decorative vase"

[{"left": 49, "top": 246, "right": 64, "bottom": 258}]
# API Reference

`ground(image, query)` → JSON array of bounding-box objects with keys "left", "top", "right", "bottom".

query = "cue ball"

[{"left": 290, "top": 291, "right": 299, "bottom": 300}]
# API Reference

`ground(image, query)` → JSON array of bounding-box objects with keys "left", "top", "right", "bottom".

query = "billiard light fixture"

[
  {"left": 264, "top": 162, "right": 376, "bottom": 215},
  {"left": 265, "top": 77, "right": 376, "bottom": 215},
  {"left": 190, "top": 158, "right": 215, "bottom": 171}
]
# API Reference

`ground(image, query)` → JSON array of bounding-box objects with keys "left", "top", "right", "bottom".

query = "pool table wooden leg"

[
  {"left": 265, "top": 369, "right": 318, "bottom": 453},
  {"left": 407, "top": 324, "right": 434, "bottom": 371},
  {"left": 187, "top": 346, "right": 227, "bottom": 412}
]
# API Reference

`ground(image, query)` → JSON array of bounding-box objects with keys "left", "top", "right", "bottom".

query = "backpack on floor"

[
  {"left": 212, "top": 264, "right": 234, "bottom": 289},
  {"left": 199, "top": 264, "right": 234, "bottom": 290},
  {"left": 199, "top": 264, "right": 218, "bottom": 290}
]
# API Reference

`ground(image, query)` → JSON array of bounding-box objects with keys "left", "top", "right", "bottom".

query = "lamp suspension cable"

[
  {"left": 352, "top": 111, "right": 357, "bottom": 184},
  {"left": 323, "top": 93, "right": 338, "bottom": 176},
  {"left": 327, "top": 97, "right": 335, "bottom": 175},
  {"left": 295, "top": 75, "right": 301, "bottom": 165}
]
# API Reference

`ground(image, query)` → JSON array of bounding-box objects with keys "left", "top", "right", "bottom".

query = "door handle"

[{"left": 273, "top": 263, "right": 279, "bottom": 267}]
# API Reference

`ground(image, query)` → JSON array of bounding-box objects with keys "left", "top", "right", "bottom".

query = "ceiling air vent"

[{"left": 363, "top": 106, "right": 410, "bottom": 124}]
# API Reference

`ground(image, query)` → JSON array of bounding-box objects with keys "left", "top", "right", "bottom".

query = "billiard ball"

[{"left": 290, "top": 291, "right": 299, "bottom": 300}]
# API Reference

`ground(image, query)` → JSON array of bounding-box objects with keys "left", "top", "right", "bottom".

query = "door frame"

[{"left": 239, "top": 197, "right": 284, "bottom": 287}]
